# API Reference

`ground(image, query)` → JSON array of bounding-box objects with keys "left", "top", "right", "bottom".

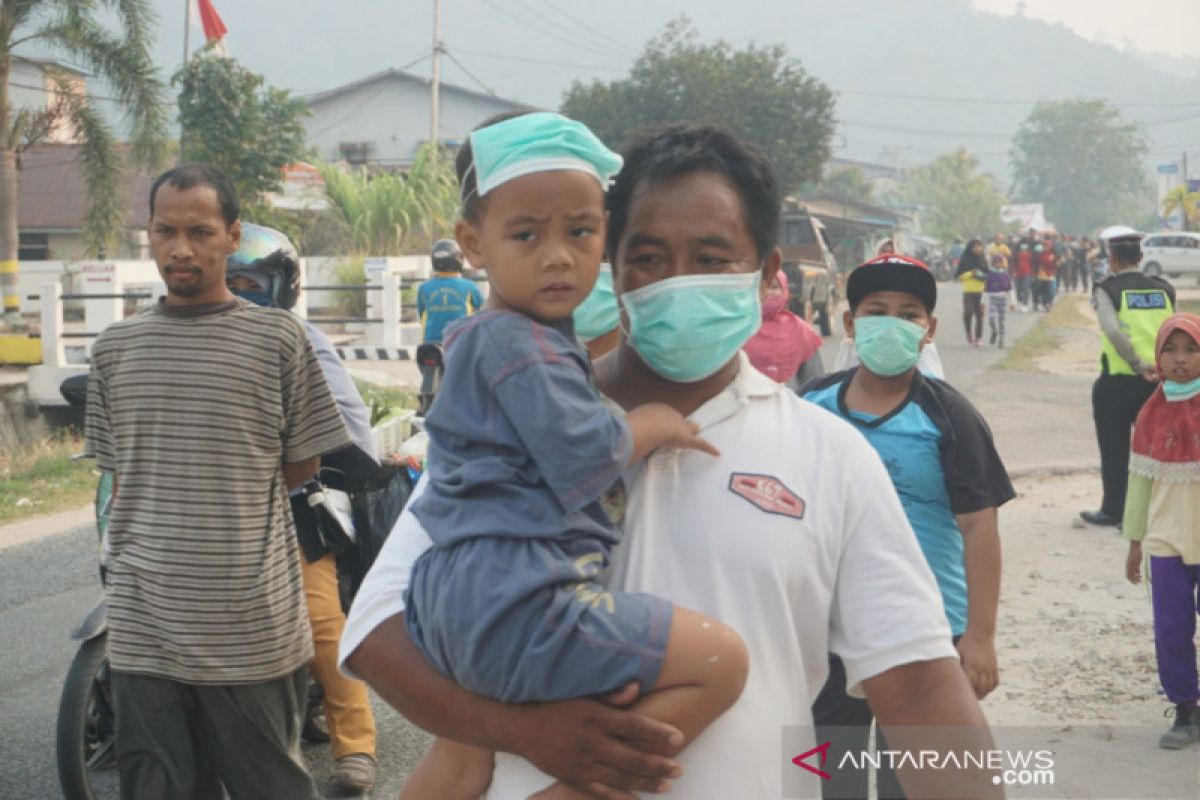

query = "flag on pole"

[{"left": 189, "top": 0, "right": 229, "bottom": 56}]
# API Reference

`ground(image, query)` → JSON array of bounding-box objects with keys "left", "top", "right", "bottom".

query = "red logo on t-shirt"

[{"left": 728, "top": 473, "right": 806, "bottom": 519}]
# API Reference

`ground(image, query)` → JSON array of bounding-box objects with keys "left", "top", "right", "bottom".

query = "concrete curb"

[{"left": 0, "top": 504, "right": 92, "bottom": 550}]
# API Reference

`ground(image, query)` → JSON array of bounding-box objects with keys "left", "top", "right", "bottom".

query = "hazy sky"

[{"left": 972, "top": 0, "right": 1200, "bottom": 57}]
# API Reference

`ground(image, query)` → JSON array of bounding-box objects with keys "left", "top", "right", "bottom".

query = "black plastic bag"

[{"left": 339, "top": 466, "right": 413, "bottom": 602}]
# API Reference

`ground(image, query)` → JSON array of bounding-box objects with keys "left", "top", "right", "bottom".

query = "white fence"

[{"left": 23, "top": 255, "right": 466, "bottom": 407}]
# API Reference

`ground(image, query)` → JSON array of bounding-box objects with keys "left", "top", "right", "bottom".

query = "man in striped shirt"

[{"left": 84, "top": 164, "right": 351, "bottom": 799}]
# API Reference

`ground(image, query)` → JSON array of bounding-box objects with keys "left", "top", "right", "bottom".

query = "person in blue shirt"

[
  {"left": 416, "top": 239, "right": 484, "bottom": 413},
  {"left": 417, "top": 238, "right": 484, "bottom": 344},
  {"left": 804, "top": 254, "right": 1014, "bottom": 800}
]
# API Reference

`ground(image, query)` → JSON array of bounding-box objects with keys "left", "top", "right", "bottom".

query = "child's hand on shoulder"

[
  {"left": 663, "top": 416, "right": 720, "bottom": 457},
  {"left": 625, "top": 402, "right": 720, "bottom": 463}
]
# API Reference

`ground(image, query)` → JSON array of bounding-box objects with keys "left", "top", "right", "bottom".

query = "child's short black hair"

[
  {"left": 606, "top": 124, "right": 780, "bottom": 265},
  {"left": 455, "top": 110, "right": 536, "bottom": 222}
]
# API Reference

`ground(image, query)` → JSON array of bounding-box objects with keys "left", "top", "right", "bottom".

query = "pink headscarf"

[
  {"left": 1130, "top": 313, "right": 1200, "bottom": 479},
  {"left": 744, "top": 270, "right": 823, "bottom": 383}
]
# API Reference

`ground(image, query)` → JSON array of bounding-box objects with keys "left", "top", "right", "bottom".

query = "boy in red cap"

[{"left": 804, "top": 254, "right": 1015, "bottom": 798}]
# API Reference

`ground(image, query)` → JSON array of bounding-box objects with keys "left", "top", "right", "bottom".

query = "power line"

[
  {"left": 538, "top": 1, "right": 637, "bottom": 57},
  {"left": 442, "top": 50, "right": 497, "bottom": 98},
  {"left": 839, "top": 119, "right": 1014, "bottom": 140},
  {"left": 451, "top": 47, "right": 626, "bottom": 73},
  {"left": 835, "top": 88, "right": 1200, "bottom": 109},
  {"left": 481, "top": 0, "right": 628, "bottom": 61}
]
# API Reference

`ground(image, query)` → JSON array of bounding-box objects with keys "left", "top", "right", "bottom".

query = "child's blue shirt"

[
  {"left": 803, "top": 369, "right": 1014, "bottom": 635},
  {"left": 410, "top": 309, "right": 632, "bottom": 547}
]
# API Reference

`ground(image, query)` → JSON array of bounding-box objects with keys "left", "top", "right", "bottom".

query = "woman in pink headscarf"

[{"left": 745, "top": 269, "right": 825, "bottom": 391}]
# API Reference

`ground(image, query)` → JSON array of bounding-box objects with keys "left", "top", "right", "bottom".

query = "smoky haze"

[{"left": 142, "top": 0, "right": 1200, "bottom": 182}]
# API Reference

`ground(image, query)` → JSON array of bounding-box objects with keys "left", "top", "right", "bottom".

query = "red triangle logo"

[{"left": 792, "top": 740, "right": 832, "bottom": 780}]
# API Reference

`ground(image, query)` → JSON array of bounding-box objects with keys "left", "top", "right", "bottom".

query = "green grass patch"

[
  {"left": 0, "top": 432, "right": 99, "bottom": 524},
  {"left": 355, "top": 380, "right": 418, "bottom": 426},
  {"left": 996, "top": 295, "right": 1089, "bottom": 374}
]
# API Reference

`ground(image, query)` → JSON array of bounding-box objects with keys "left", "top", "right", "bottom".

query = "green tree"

[
  {"left": 318, "top": 143, "right": 458, "bottom": 257},
  {"left": 1010, "top": 99, "right": 1149, "bottom": 235},
  {"left": 0, "top": 0, "right": 169, "bottom": 322},
  {"left": 1161, "top": 185, "right": 1200, "bottom": 230},
  {"left": 894, "top": 148, "right": 1007, "bottom": 241},
  {"left": 807, "top": 165, "right": 875, "bottom": 204},
  {"left": 174, "top": 51, "right": 309, "bottom": 217},
  {"left": 560, "top": 18, "right": 836, "bottom": 194}
]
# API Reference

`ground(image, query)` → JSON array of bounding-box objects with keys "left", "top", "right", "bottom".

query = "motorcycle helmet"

[
  {"left": 227, "top": 222, "right": 301, "bottom": 309},
  {"left": 431, "top": 238, "right": 464, "bottom": 273}
]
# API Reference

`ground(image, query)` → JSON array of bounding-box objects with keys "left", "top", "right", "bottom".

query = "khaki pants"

[{"left": 301, "top": 552, "right": 377, "bottom": 759}]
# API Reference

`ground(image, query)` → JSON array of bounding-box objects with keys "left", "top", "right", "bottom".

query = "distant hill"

[{"left": 769, "top": 0, "right": 1200, "bottom": 184}]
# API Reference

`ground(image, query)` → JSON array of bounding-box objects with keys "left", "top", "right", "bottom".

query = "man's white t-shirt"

[{"left": 340, "top": 354, "right": 955, "bottom": 799}]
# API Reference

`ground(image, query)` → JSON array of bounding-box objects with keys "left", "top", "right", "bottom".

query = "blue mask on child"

[
  {"left": 853, "top": 315, "right": 927, "bottom": 377},
  {"left": 1163, "top": 377, "right": 1200, "bottom": 402},
  {"left": 233, "top": 289, "right": 273, "bottom": 307},
  {"left": 622, "top": 272, "right": 761, "bottom": 383},
  {"left": 573, "top": 265, "right": 619, "bottom": 341}
]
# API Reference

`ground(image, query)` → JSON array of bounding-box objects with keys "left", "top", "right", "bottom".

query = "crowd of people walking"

[{"left": 949, "top": 229, "right": 1110, "bottom": 347}]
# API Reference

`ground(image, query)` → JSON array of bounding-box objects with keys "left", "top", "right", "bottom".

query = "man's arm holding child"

[
  {"left": 956, "top": 507, "right": 1001, "bottom": 699},
  {"left": 348, "top": 613, "right": 684, "bottom": 799}
]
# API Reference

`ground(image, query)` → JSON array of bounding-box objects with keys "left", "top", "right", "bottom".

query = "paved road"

[{"left": 0, "top": 521, "right": 430, "bottom": 800}]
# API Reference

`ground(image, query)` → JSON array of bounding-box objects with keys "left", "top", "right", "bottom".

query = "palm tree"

[
  {"left": 319, "top": 144, "right": 459, "bottom": 256},
  {"left": 0, "top": 0, "right": 169, "bottom": 325},
  {"left": 1161, "top": 185, "right": 1200, "bottom": 231}
]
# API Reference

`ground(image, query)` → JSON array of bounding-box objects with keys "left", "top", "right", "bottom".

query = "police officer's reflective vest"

[{"left": 1096, "top": 270, "right": 1175, "bottom": 376}]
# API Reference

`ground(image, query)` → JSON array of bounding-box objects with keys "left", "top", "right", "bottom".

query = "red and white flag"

[{"left": 189, "top": 0, "right": 229, "bottom": 56}]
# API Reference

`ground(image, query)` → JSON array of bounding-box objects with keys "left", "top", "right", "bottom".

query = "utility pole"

[
  {"left": 182, "top": 0, "right": 190, "bottom": 66},
  {"left": 1184, "top": 151, "right": 1190, "bottom": 185},
  {"left": 430, "top": 0, "right": 442, "bottom": 152}
]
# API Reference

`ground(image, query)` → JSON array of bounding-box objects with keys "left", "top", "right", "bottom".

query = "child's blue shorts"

[{"left": 404, "top": 534, "right": 672, "bottom": 703}]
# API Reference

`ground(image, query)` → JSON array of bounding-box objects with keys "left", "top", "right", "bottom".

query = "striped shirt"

[{"left": 84, "top": 299, "right": 351, "bottom": 684}]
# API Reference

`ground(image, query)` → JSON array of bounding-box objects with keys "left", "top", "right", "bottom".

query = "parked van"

[{"left": 779, "top": 207, "right": 839, "bottom": 336}]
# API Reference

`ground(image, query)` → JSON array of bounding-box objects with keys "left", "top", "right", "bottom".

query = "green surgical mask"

[
  {"left": 622, "top": 272, "right": 761, "bottom": 383},
  {"left": 573, "top": 264, "right": 619, "bottom": 341},
  {"left": 853, "top": 315, "right": 926, "bottom": 377},
  {"left": 1163, "top": 377, "right": 1200, "bottom": 403}
]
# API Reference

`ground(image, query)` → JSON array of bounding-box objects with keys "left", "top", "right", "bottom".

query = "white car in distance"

[{"left": 1141, "top": 232, "right": 1200, "bottom": 279}]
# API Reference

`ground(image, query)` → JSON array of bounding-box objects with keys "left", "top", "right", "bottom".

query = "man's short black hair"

[
  {"left": 606, "top": 124, "right": 780, "bottom": 265},
  {"left": 149, "top": 163, "right": 240, "bottom": 225},
  {"left": 455, "top": 110, "right": 536, "bottom": 223}
]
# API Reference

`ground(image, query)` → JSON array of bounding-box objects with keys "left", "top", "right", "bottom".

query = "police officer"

[
  {"left": 1081, "top": 226, "right": 1175, "bottom": 527},
  {"left": 415, "top": 239, "right": 484, "bottom": 412}
]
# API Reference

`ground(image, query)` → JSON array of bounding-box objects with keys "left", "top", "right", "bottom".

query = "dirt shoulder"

[{"left": 969, "top": 293, "right": 1199, "bottom": 798}]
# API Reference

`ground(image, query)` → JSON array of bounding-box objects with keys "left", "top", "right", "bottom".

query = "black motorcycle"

[
  {"left": 416, "top": 342, "right": 444, "bottom": 416},
  {"left": 54, "top": 375, "right": 117, "bottom": 800}
]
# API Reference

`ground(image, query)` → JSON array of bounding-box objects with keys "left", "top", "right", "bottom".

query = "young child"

[
  {"left": 400, "top": 112, "right": 748, "bottom": 800},
  {"left": 984, "top": 253, "right": 1013, "bottom": 348},
  {"left": 744, "top": 269, "right": 825, "bottom": 390},
  {"left": 804, "top": 254, "right": 1015, "bottom": 799},
  {"left": 1123, "top": 312, "right": 1200, "bottom": 750}
]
